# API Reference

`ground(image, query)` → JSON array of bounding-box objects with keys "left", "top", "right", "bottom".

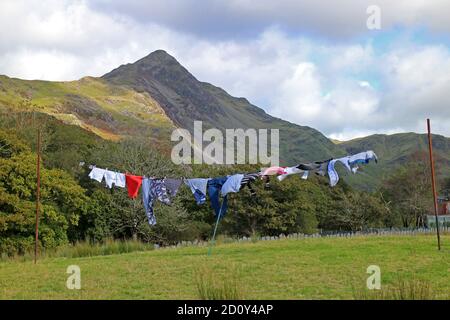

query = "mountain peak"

[
  {"left": 102, "top": 49, "right": 194, "bottom": 86},
  {"left": 140, "top": 49, "right": 178, "bottom": 64},
  {"left": 150, "top": 49, "right": 169, "bottom": 55}
]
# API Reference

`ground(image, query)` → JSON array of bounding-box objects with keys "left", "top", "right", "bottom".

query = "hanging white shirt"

[
  {"left": 88, "top": 167, "right": 106, "bottom": 183},
  {"left": 339, "top": 150, "right": 378, "bottom": 172},
  {"left": 327, "top": 150, "right": 378, "bottom": 187},
  {"left": 115, "top": 172, "right": 126, "bottom": 188},
  {"left": 104, "top": 170, "right": 117, "bottom": 188},
  {"left": 277, "top": 167, "right": 308, "bottom": 181},
  {"left": 104, "top": 170, "right": 126, "bottom": 188}
]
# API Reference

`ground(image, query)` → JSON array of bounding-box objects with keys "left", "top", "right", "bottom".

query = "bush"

[{"left": 0, "top": 131, "right": 89, "bottom": 256}]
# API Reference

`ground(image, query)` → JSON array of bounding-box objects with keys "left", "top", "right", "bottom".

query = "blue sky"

[{"left": 1, "top": 0, "right": 450, "bottom": 140}]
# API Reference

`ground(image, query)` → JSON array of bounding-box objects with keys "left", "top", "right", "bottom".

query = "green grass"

[
  {"left": 195, "top": 264, "right": 244, "bottom": 300},
  {"left": 0, "top": 234, "right": 449, "bottom": 299}
]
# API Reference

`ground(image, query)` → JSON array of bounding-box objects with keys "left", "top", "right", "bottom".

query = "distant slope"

[
  {"left": 0, "top": 75, "right": 175, "bottom": 144},
  {"left": 102, "top": 50, "right": 344, "bottom": 163},
  {"left": 340, "top": 133, "right": 450, "bottom": 189}
]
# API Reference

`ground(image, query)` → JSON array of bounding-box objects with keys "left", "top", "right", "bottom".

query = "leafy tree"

[
  {"left": 379, "top": 152, "right": 433, "bottom": 228},
  {"left": 0, "top": 130, "right": 88, "bottom": 255},
  {"left": 0, "top": 128, "right": 30, "bottom": 158}
]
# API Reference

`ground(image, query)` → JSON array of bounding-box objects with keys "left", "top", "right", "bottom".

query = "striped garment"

[{"left": 240, "top": 172, "right": 261, "bottom": 195}]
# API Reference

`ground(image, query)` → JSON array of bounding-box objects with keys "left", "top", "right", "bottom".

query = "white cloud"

[
  {"left": 178, "top": 27, "right": 314, "bottom": 108},
  {"left": 0, "top": 0, "right": 191, "bottom": 80},
  {"left": 0, "top": 49, "right": 78, "bottom": 80},
  {"left": 378, "top": 45, "right": 450, "bottom": 132},
  {"left": 269, "top": 59, "right": 380, "bottom": 138}
]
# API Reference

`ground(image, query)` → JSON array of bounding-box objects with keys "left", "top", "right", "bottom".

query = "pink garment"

[{"left": 261, "top": 166, "right": 287, "bottom": 176}]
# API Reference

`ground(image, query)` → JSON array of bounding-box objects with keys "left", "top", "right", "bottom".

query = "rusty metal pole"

[
  {"left": 34, "top": 129, "right": 41, "bottom": 264},
  {"left": 426, "top": 119, "right": 441, "bottom": 250}
]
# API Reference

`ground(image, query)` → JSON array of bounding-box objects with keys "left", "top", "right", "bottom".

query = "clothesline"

[{"left": 85, "top": 150, "right": 378, "bottom": 226}]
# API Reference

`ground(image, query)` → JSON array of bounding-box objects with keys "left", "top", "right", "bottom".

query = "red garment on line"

[{"left": 125, "top": 174, "right": 143, "bottom": 198}]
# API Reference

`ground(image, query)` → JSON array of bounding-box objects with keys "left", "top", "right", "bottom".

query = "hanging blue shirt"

[
  {"left": 221, "top": 174, "right": 244, "bottom": 197},
  {"left": 207, "top": 177, "right": 229, "bottom": 218}
]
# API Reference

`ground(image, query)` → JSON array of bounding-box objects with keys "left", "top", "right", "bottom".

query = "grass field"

[{"left": 0, "top": 234, "right": 449, "bottom": 300}]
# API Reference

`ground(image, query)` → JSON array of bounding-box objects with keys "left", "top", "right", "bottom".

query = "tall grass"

[
  {"left": 53, "top": 239, "right": 154, "bottom": 259},
  {"left": 353, "top": 278, "right": 439, "bottom": 300},
  {"left": 0, "top": 239, "right": 154, "bottom": 262},
  {"left": 195, "top": 265, "right": 244, "bottom": 300}
]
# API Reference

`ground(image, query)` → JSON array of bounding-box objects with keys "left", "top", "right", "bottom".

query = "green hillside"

[
  {"left": 0, "top": 234, "right": 449, "bottom": 299},
  {"left": 340, "top": 133, "right": 450, "bottom": 189},
  {"left": 0, "top": 75, "right": 175, "bottom": 145}
]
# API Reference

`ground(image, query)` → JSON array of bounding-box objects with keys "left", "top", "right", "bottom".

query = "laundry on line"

[{"left": 87, "top": 150, "right": 378, "bottom": 225}]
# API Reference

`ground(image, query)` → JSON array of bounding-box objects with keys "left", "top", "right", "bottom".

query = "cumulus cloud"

[
  {"left": 0, "top": 0, "right": 450, "bottom": 140},
  {"left": 378, "top": 45, "right": 450, "bottom": 133},
  {"left": 0, "top": 0, "right": 204, "bottom": 79},
  {"left": 269, "top": 57, "right": 381, "bottom": 140}
]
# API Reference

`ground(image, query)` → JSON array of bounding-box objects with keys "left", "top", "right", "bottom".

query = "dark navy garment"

[
  {"left": 193, "top": 189, "right": 206, "bottom": 204},
  {"left": 207, "top": 177, "right": 228, "bottom": 218},
  {"left": 142, "top": 178, "right": 178, "bottom": 225}
]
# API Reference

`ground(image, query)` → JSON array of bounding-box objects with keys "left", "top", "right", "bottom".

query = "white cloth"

[
  {"left": 301, "top": 171, "right": 309, "bottom": 180},
  {"left": 328, "top": 150, "right": 378, "bottom": 187},
  {"left": 277, "top": 167, "right": 306, "bottom": 181},
  {"left": 115, "top": 172, "right": 126, "bottom": 188},
  {"left": 104, "top": 170, "right": 126, "bottom": 188},
  {"left": 104, "top": 170, "right": 116, "bottom": 188},
  {"left": 88, "top": 167, "right": 106, "bottom": 183},
  {"left": 339, "top": 150, "right": 378, "bottom": 172}
]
